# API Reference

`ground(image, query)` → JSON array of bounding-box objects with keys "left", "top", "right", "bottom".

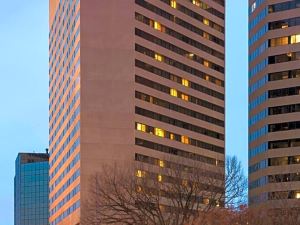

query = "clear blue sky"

[{"left": 0, "top": 1, "right": 248, "bottom": 224}]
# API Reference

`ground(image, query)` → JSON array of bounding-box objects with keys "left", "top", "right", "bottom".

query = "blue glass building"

[{"left": 14, "top": 153, "right": 49, "bottom": 225}]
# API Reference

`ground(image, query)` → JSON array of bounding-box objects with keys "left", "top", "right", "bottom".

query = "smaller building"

[{"left": 14, "top": 152, "right": 49, "bottom": 225}]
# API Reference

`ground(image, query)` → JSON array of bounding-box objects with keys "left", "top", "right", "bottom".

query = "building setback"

[
  {"left": 49, "top": 0, "right": 225, "bottom": 224},
  {"left": 14, "top": 153, "right": 49, "bottom": 225},
  {"left": 249, "top": 0, "right": 300, "bottom": 206}
]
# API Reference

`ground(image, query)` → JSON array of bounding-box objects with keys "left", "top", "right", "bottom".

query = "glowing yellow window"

[
  {"left": 159, "top": 160, "right": 164, "bottom": 168},
  {"left": 182, "top": 78, "right": 189, "bottom": 87},
  {"left": 203, "top": 198, "right": 210, "bottom": 205},
  {"left": 187, "top": 53, "right": 194, "bottom": 59},
  {"left": 203, "top": 18, "right": 210, "bottom": 26},
  {"left": 136, "top": 123, "right": 146, "bottom": 132},
  {"left": 281, "top": 23, "right": 288, "bottom": 29},
  {"left": 215, "top": 79, "right": 222, "bottom": 86},
  {"left": 193, "top": 0, "right": 200, "bottom": 6},
  {"left": 155, "top": 128, "right": 165, "bottom": 137},
  {"left": 158, "top": 174, "right": 163, "bottom": 182},
  {"left": 296, "top": 192, "right": 300, "bottom": 199},
  {"left": 170, "top": 0, "right": 177, "bottom": 8},
  {"left": 136, "top": 186, "right": 142, "bottom": 192},
  {"left": 203, "top": 32, "right": 209, "bottom": 39},
  {"left": 155, "top": 53, "right": 163, "bottom": 62},
  {"left": 181, "top": 135, "right": 189, "bottom": 144},
  {"left": 181, "top": 94, "right": 189, "bottom": 101},
  {"left": 170, "top": 133, "right": 175, "bottom": 140},
  {"left": 170, "top": 88, "right": 178, "bottom": 97},
  {"left": 154, "top": 21, "right": 162, "bottom": 31},
  {"left": 136, "top": 170, "right": 145, "bottom": 178},
  {"left": 203, "top": 60, "right": 209, "bottom": 67},
  {"left": 205, "top": 75, "right": 210, "bottom": 81},
  {"left": 291, "top": 34, "right": 300, "bottom": 44}
]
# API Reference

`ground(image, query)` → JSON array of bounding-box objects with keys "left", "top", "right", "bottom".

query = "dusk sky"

[{"left": 0, "top": 1, "right": 248, "bottom": 224}]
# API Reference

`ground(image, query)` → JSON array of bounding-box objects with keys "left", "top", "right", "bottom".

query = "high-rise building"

[
  {"left": 14, "top": 152, "right": 49, "bottom": 225},
  {"left": 49, "top": 0, "right": 225, "bottom": 224},
  {"left": 249, "top": 0, "right": 300, "bottom": 206}
]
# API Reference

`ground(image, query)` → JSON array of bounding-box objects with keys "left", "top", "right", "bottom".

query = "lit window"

[
  {"left": 182, "top": 78, "right": 189, "bottom": 87},
  {"left": 158, "top": 174, "right": 163, "bottom": 182},
  {"left": 251, "top": 2, "right": 256, "bottom": 13},
  {"left": 187, "top": 53, "right": 194, "bottom": 59},
  {"left": 136, "top": 170, "right": 145, "bottom": 178},
  {"left": 170, "top": 0, "right": 177, "bottom": 8},
  {"left": 203, "top": 60, "right": 209, "bottom": 67},
  {"left": 203, "top": 32, "right": 209, "bottom": 39},
  {"left": 170, "top": 88, "right": 178, "bottom": 97},
  {"left": 203, "top": 18, "right": 210, "bottom": 26},
  {"left": 181, "top": 94, "right": 189, "bottom": 101},
  {"left": 182, "top": 179, "right": 188, "bottom": 186},
  {"left": 215, "top": 80, "right": 222, "bottom": 86},
  {"left": 203, "top": 198, "right": 210, "bottom": 205},
  {"left": 159, "top": 160, "right": 164, "bottom": 168},
  {"left": 193, "top": 0, "right": 200, "bottom": 6},
  {"left": 170, "top": 133, "right": 175, "bottom": 140},
  {"left": 291, "top": 34, "right": 300, "bottom": 44},
  {"left": 136, "top": 123, "right": 146, "bottom": 132},
  {"left": 205, "top": 75, "right": 210, "bottom": 81},
  {"left": 281, "top": 23, "right": 288, "bottom": 29},
  {"left": 136, "top": 186, "right": 142, "bottom": 192},
  {"left": 296, "top": 192, "right": 300, "bottom": 199},
  {"left": 181, "top": 135, "right": 189, "bottom": 144},
  {"left": 154, "top": 21, "right": 162, "bottom": 31},
  {"left": 155, "top": 128, "right": 165, "bottom": 137},
  {"left": 270, "top": 37, "right": 289, "bottom": 47},
  {"left": 155, "top": 53, "right": 163, "bottom": 62}
]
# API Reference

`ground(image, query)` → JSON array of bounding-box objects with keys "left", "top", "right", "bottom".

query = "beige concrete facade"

[
  {"left": 49, "top": 0, "right": 225, "bottom": 224},
  {"left": 249, "top": 0, "right": 300, "bottom": 206}
]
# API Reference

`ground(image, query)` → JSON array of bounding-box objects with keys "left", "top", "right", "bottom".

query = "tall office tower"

[
  {"left": 249, "top": 0, "right": 300, "bottom": 206},
  {"left": 49, "top": 0, "right": 225, "bottom": 224},
  {"left": 14, "top": 152, "right": 49, "bottom": 225}
]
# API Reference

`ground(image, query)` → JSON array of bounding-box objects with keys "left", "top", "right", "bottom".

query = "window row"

[
  {"left": 269, "top": 34, "right": 300, "bottom": 47},
  {"left": 135, "top": 153, "right": 224, "bottom": 180},
  {"left": 135, "top": 107, "right": 224, "bottom": 140},
  {"left": 135, "top": 44, "right": 223, "bottom": 86},
  {"left": 268, "top": 68, "right": 300, "bottom": 81},
  {"left": 269, "top": 103, "right": 300, "bottom": 115},
  {"left": 135, "top": 28, "right": 224, "bottom": 73},
  {"left": 269, "top": 86, "right": 300, "bottom": 98},
  {"left": 136, "top": 91, "right": 223, "bottom": 127},
  {"left": 135, "top": 12, "right": 224, "bottom": 59},
  {"left": 136, "top": 0, "right": 223, "bottom": 38},
  {"left": 268, "top": 0, "right": 300, "bottom": 14},
  {"left": 269, "top": 121, "right": 300, "bottom": 133},
  {"left": 269, "top": 155, "right": 300, "bottom": 166},
  {"left": 268, "top": 190, "right": 300, "bottom": 200},
  {"left": 136, "top": 122, "right": 224, "bottom": 154},
  {"left": 269, "top": 172, "right": 300, "bottom": 183},
  {"left": 135, "top": 60, "right": 224, "bottom": 100},
  {"left": 269, "top": 16, "right": 300, "bottom": 30},
  {"left": 187, "top": 0, "right": 224, "bottom": 19},
  {"left": 135, "top": 138, "right": 224, "bottom": 166},
  {"left": 135, "top": 75, "right": 224, "bottom": 115},
  {"left": 268, "top": 51, "right": 300, "bottom": 64},
  {"left": 159, "top": 0, "right": 224, "bottom": 33},
  {"left": 269, "top": 138, "right": 300, "bottom": 149}
]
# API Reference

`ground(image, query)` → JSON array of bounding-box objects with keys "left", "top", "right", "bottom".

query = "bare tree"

[{"left": 82, "top": 155, "right": 247, "bottom": 225}]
